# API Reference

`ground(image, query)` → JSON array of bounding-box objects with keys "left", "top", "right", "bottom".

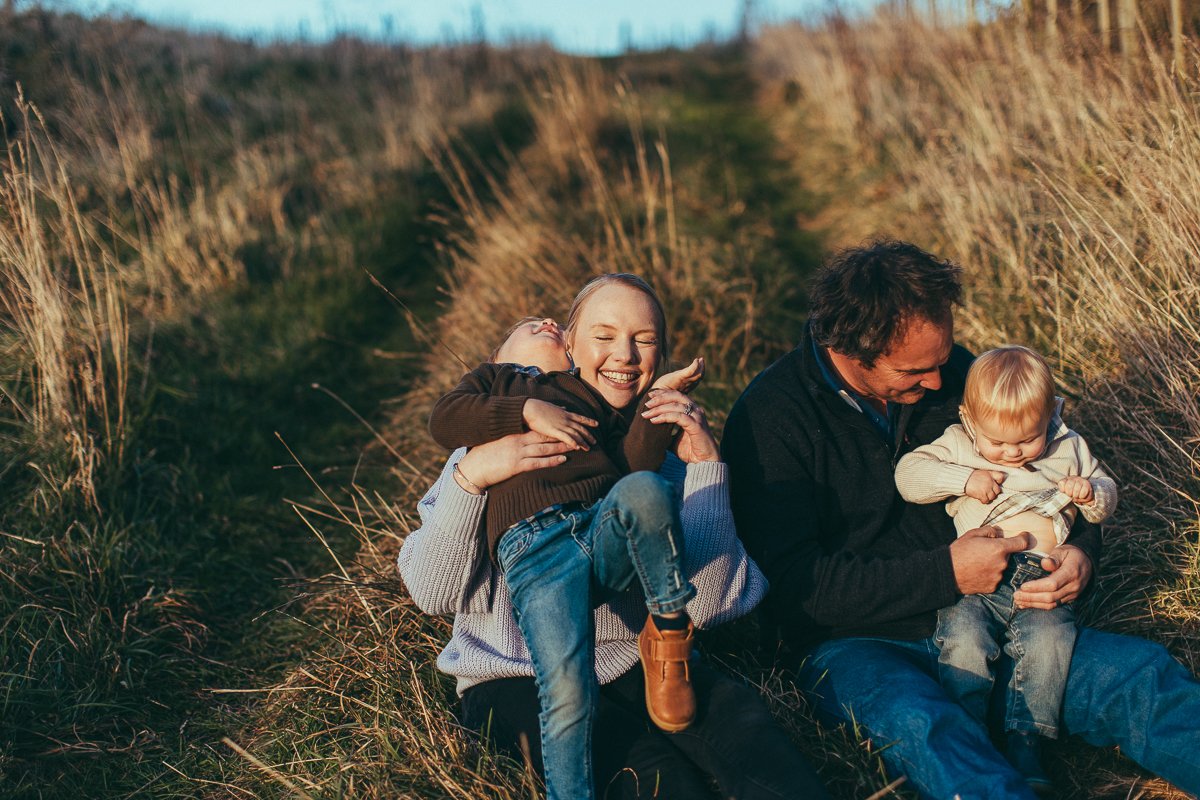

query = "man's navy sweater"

[{"left": 721, "top": 327, "right": 1101, "bottom": 652}]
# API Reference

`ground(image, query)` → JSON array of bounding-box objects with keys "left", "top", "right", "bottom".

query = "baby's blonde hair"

[{"left": 961, "top": 345, "right": 1056, "bottom": 428}]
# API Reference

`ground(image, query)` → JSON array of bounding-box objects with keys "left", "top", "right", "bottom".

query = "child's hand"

[
  {"left": 522, "top": 398, "right": 597, "bottom": 450},
  {"left": 965, "top": 469, "right": 1007, "bottom": 503},
  {"left": 651, "top": 357, "right": 704, "bottom": 394},
  {"left": 1057, "top": 476, "right": 1094, "bottom": 505}
]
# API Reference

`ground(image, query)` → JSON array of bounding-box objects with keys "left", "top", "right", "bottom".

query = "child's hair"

[
  {"left": 961, "top": 345, "right": 1056, "bottom": 428},
  {"left": 489, "top": 316, "right": 543, "bottom": 362}
]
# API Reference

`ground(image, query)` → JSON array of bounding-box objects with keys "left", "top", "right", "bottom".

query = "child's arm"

[
  {"left": 616, "top": 359, "right": 704, "bottom": 473},
  {"left": 895, "top": 428, "right": 1002, "bottom": 504},
  {"left": 428, "top": 364, "right": 528, "bottom": 449},
  {"left": 431, "top": 364, "right": 598, "bottom": 451},
  {"left": 1056, "top": 433, "right": 1118, "bottom": 523},
  {"left": 618, "top": 395, "right": 677, "bottom": 473}
]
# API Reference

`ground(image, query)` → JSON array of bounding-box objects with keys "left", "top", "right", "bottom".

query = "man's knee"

[{"left": 1066, "top": 627, "right": 1199, "bottom": 736}]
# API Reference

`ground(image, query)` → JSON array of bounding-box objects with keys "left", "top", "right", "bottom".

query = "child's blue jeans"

[
  {"left": 935, "top": 550, "right": 1077, "bottom": 738},
  {"left": 495, "top": 471, "right": 696, "bottom": 800}
]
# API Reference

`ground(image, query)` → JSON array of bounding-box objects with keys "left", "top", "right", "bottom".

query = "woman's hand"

[
  {"left": 642, "top": 389, "right": 719, "bottom": 463},
  {"left": 454, "top": 431, "right": 573, "bottom": 494}
]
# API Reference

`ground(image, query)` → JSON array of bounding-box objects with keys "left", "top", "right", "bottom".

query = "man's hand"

[
  {"left": 1014, "top": 544, "right": 1093, "bottom": 609},
  {"left": 455, "top": 431, "right": 574, "bottom": 493},
  {"left": 1057, "top": 476, "right": 1094, "bottom": 506},
  {"left": 964, "top": 469, "right": 1007, "bottom": 503},
  {"left": 522, "top": 398, "right": 597, "bottom": 450},
  {"left": 950, "top": 526, "right": 1034, "bottom": 595},
  {"left": 651, "top": 357, "right": 704, "bottom": 394}
]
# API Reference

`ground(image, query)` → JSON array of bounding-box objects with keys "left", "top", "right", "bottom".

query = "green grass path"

[
  {"left": 3, "top": 45, "right": 828, "bottom": 798},
  {"left": 169, "top": 46, "right": 829, "bottom": 797}
]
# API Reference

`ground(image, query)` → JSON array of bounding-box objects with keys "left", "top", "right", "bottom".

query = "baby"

[
  {"left": 429, "top": 316, "right": 702, "bottom": 800},
  {"left": 895, "top": 345, "right": 1117, "bottom": 791}
]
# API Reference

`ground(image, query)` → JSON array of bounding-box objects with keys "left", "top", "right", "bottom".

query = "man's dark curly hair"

[{"left": 809, "top": 240, "right": 963, "bottom": 368}]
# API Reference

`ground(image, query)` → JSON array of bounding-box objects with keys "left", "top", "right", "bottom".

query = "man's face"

[{"left": 839, "top": 316, "right": 954, "bottom": 405}]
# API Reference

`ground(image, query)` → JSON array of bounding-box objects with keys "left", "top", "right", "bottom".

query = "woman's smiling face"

[{"left": 568, "top": 282, "right": 662, "bottom": 409}]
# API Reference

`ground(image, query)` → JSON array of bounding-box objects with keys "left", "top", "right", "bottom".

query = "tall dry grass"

[
  {"left": 412, "top": 61, "right": 790, "bottom": 412},
  {"left": 756, "top": 13, "right": 1199, "bottom": 793},
  {"left": 0, "top": 8, "right": 544, "bottom": 497},
  {"left": 0, "top": 9, "right": 556, "bottom": 790}
]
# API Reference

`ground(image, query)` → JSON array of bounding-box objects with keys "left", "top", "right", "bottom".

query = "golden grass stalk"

[{"left": 1, "top": 92, "right": 129, "bottom": 495}]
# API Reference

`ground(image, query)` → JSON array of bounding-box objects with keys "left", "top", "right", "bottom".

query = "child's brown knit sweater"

[{"left": 429, "top": 363, "right": 674, "bottom": 558}]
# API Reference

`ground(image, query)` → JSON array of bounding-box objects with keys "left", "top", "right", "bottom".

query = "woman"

[{"left": 399, "top": 274, "right": 828, "bottom": 799}]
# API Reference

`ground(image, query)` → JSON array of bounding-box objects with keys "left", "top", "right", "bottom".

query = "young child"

[
  {"left": 894, "top": 345, "right": 1117, "bottom": 791},
  {"left": 429, "top": 316, "right": 703, "bottom": 800}
]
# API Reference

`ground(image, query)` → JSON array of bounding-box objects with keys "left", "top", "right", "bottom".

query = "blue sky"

[{"left": 53, "top": 0, "right": 858, "bottom": 53}]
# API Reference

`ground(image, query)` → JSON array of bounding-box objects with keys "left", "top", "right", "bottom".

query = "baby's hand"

[
  {"left": 965, "top": 469, "right": 1007, "bottom": 503},
  {"left": 522, "top": 398, "right": 597, "bottom": 450},
  {"left": 1057, "top": 476, "right": 1094, "bottom": 505},
  {"left": 651, "top": 357, "right": 704, "bottom": 394}
]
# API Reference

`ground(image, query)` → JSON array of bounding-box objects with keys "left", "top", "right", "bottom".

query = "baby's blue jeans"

[{"left": 936, "top": 550, "right": 1077, "bottom": 737}]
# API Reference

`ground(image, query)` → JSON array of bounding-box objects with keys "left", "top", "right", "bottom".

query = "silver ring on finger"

[{"left": 684, "top": 402, "right": 695, "bottom": 416}]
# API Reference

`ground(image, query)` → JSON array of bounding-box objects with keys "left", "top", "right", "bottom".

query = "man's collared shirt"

[{"left": 811, "top": 337, "right": 897, "bottom": 444}]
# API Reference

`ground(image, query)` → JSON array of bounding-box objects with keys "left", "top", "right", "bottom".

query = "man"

[{"left": 722, "top": 241, "right": 1200, "bottom": 799}]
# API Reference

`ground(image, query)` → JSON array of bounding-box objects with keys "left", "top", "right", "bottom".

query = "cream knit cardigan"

[
  {"left": 398, "top": 450, "right": 767, "bottom": 696},
  {"left": 894, "top": 400, "right": 1117, "bottom": 543}
]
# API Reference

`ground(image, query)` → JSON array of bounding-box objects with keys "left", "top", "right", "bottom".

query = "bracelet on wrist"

[{"left": 453, "top": 462, "right": 484, "bottom": 495}]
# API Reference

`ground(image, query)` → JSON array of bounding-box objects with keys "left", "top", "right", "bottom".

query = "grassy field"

[{"left": 1, "top": 4, "right": 1198, "bottom": 798}]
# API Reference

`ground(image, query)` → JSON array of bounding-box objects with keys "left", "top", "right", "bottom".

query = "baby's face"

[
  {"left": 494, "top": 318, "right": 572, "bottom": 373},
  {"left": 969, "top": 413, "right": 1050, "bottom": 468}
]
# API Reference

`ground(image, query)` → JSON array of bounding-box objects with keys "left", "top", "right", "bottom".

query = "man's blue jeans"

[
  {"left": 496, "top": 472, "right": 695, "bottom": 800},
  {"left": 936, "top": 552, "right": 1076, "bottom": 738},
  {"left": 799, "top": 629, "right": 1200, "bottom": 800}
]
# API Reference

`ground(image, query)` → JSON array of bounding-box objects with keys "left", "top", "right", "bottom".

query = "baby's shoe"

[
  {"left": 638, "top": 615, "right": 695, "bottom": 732},
  {"left": 1006, "top": 731, "right": 1053, "bottom": 796}
]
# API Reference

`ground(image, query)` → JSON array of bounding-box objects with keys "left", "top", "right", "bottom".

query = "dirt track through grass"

[{"left": 161, "top": 46, "right": 831, "bottom": 798}]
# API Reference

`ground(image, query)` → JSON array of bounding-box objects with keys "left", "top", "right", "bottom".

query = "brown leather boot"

[{"left": 638, "top": 614, "right": 696, "bottom": 732}]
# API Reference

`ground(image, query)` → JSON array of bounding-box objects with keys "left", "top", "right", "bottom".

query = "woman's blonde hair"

[
  {"left": 564, "top": 273, "right": 670, "bottom": 368},
  {"left": 961, "top": 345, "right": 1056, "bottom": 428}
]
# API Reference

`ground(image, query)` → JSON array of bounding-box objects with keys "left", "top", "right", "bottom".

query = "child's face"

[
  {"left": 494, "top": 318, "right": 572, "bottom": 373},
  {"left": 968, "top": 413, "right": 1050, "bottom": 468}
]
